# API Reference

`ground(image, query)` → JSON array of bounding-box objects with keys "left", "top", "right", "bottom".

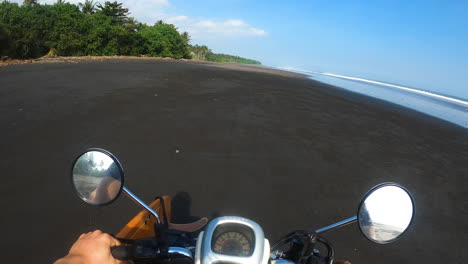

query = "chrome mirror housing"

[
  {"left": 358, "top": 183, "right": 415, "bottom": 244},
  {"left": 71, "top": 148, "right": 162, "bottom": 223},
  {"left": 71, "top": 149, "right": 124, "bottom": 206}
]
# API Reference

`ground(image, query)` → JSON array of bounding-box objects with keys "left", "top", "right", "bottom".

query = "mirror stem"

[
  {"left": 315, "top": 216, "right": 357, "bottom": 234},
  {"left": 123, "top": 186, "right": 161, "bottom": 223}
]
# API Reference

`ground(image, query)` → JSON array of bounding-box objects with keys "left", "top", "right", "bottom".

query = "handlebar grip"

[{"left": 111, "top": 246, "right": 134, "bottom": 260}]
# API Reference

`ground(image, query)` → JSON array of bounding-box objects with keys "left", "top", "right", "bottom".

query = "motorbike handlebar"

[{"left": 111, "top": 245, "right": 134, "bottom": 260}]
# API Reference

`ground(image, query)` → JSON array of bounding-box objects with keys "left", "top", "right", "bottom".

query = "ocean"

[{"left": 278, "top": 67, "right": 468, "bottom": 129}]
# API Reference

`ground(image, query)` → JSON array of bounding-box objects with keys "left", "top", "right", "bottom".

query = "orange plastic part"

[{"left": 115, "top": 196, "right": 172, "bottom": 240}]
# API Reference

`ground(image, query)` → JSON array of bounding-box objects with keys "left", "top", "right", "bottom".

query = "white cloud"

[
  {"left": 195, "top": 20, "right": 218, "bottom": 29},
  {"left": 122, "top": 0, "right": 169, "bottom": 23},
  {"left": 224, "top": 19, "right": 245, "bottom": 27},
  {"left": 166, "top": 16, "right": 268, "bottom": 39},
  {"left": 165, "top": 15, "right": 189, "bottom": 23},
  {"left": 248, "top": 27, "right": 267, "bottom": 36}
]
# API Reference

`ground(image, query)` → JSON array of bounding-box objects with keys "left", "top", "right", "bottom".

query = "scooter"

[{"left": 71, "top": 148, "right": 415, "bottom": 264}]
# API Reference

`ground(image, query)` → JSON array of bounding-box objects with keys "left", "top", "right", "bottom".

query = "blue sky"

[
  {"left": 12, "top": 0, "right": 468, "bottom": 99},
  {"left": 174, "top": 0, "right": 468, "bottom": 100}
]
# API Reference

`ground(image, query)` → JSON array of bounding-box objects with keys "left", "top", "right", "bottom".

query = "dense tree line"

[
  {"left": 189, "top": 45, "right": 261, "bottom": 65},
  {"left": 0, "top": 1, "right": 190, "bottom": 59},
  {"left": 0, "top": 0, "right": 261, "bottom": 64},
  {"left": 206, "top": 53, "right": 261, "bottom": 64}
]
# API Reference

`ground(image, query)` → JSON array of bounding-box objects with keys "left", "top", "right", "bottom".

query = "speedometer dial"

[{"left": 213, "top": 231, "right": 252, "bottom": 257}]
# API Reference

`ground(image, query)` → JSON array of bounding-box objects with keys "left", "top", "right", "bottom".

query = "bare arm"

[{"left": 54, "top": 230, "right": 123, "bottom": 264}]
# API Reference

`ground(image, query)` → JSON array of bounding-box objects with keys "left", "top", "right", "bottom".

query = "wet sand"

[{"left": 0, "top": 59, "right": 467, "bottom": 264}]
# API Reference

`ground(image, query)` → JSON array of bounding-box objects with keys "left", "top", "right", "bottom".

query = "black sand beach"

[{"left": 0, "top": 59, "right": 467, "bottom": 264}]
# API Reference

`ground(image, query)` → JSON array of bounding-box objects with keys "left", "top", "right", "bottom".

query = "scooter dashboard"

[{"left": 195, "top": 216, "right": 270, "bottom": 264}]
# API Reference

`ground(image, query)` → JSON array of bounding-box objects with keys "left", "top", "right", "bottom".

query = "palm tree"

[
  {"left": 56, "top": 0, "right": 66, "bottom": 4},
  {"left": 23, "top": 0, "right": 38, "bottom": 5},
  {"left": 96, "top": 1, "right": 130, "bottom": 24},
  {"left": 190, "top": 45, "right": 210, "bottom": 60},
  {"left": 181, "top": 32, "right": 190, "bottom": 44},
  {"left": 79, "top": 0, "right": 96, "bottom": 15}
]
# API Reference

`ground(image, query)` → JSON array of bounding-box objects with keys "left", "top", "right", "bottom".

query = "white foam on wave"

[
  {"left": 275, "top": 66, "right": 468, "bottom": 128},
  {"left": 313, "top": 72, "right": 468, "bottom": 108}
]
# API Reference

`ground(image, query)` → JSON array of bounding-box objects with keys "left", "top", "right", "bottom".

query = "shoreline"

[
  {"left": 306, "top": 73, "right": 468, "bottom": 129},
  {"left": 1, "top": 56, "right": 465, "bottom": 130},
  {"left": 267, "top": 67, "right": 468, "bottom": 129}
]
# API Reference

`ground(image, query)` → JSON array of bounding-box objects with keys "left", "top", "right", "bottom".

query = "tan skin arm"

[{"left": 54, "top": 230, "right": 125, "bottom": 264}]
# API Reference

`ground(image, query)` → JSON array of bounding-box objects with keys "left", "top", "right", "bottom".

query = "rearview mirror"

[
  {"left": 71, "top": 149, "right": 124, "bottom": 206},
  {"left": 358, "top": 183, "right": 414, "bottom": 244}
]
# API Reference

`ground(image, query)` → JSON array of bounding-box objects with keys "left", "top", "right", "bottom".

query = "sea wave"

[
  {"left": 276, "top": 67, "right": 468, "bottom": 128},
  {"left": 312, "top": 72, "right": 468, "bottom": 108}
]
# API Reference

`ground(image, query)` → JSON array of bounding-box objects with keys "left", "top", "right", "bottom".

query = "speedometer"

[
  {"left": 213, "top": 231, "right": 252, "bottom": 257},
  {"left": 197, "top": 217, "right": 268, "bottom": 264}
]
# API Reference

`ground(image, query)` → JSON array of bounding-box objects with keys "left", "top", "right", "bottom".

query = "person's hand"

[{"left": 54, "top": 230, "right": 123, "bottom": 264}]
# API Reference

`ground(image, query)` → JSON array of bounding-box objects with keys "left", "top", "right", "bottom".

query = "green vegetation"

[
  {"left": 189, "top": 45, "right": 210, "bottom": 60},
  {"left": 206, "top": 53, "right": 261, "bottom": 64},
  {"left": 189, "top": 45, "right": 261, "bottom": 64},
  {"left": 0, "top": 0, "right": 260, "bottom": 64},
  {"left": 138, "top": 21, "right": 191, "bottom": 59}
]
